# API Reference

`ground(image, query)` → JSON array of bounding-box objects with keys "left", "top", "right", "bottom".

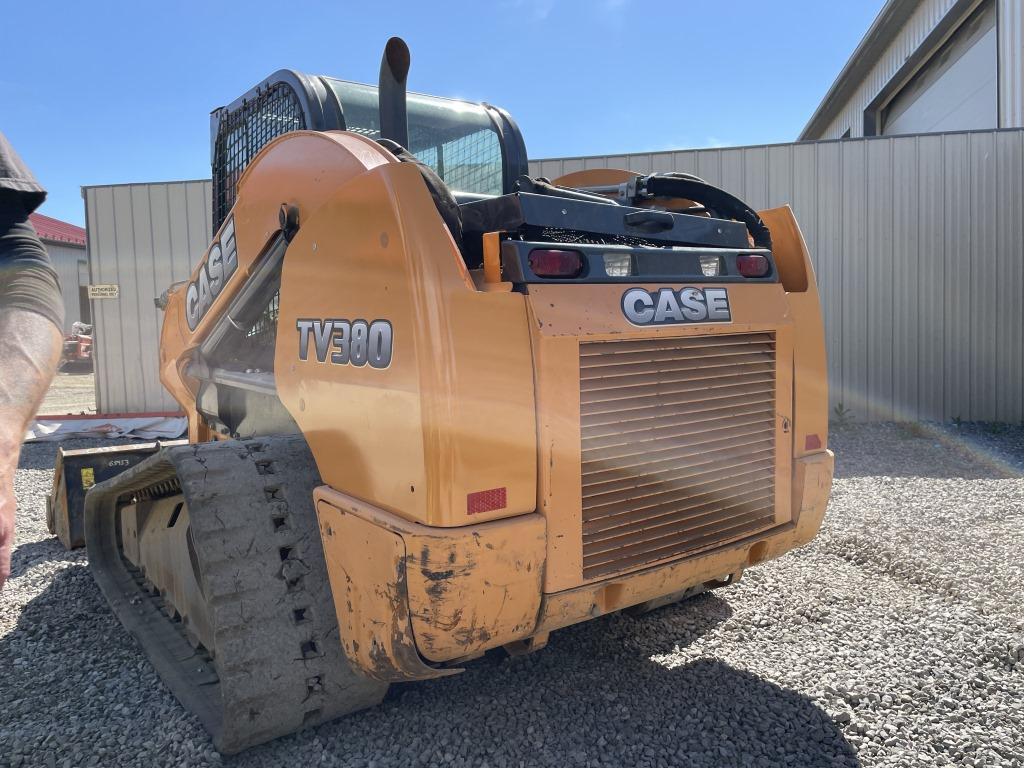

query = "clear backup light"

[
  {"left": 604, "top": 252, "right": 632, "bottom": 277},
  {"left": 699, "top": 254, "right": 721, "bottom": 277}
]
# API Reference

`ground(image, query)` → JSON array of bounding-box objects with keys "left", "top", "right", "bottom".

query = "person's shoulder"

[{"left": 0, "top": 132, "right": 46, "bottom": 214}]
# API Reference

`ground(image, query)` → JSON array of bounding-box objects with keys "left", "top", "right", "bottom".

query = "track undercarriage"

[{"left": 84, "top": 435, "right": 387, "bottom": 753}]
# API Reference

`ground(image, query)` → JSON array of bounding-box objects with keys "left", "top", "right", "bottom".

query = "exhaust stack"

[{"left": 379, "top": 37, "right": 410, "bottom": 148}]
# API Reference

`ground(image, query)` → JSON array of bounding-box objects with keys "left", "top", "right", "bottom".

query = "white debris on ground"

[
  {"left": 1, "top": 425, "right": 1021, "bottom": 768},
  {"left": 25, "top": 416, "right": 186, "bottom": 442}
]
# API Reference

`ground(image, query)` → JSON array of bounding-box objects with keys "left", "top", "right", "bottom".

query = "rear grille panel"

[{"left": 580, "top": 332, "right": 777, "bottom": 579}]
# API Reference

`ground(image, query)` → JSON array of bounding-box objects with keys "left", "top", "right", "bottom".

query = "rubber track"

[{"left": 85, "top": 435, "right": 387, "bottom": 753}]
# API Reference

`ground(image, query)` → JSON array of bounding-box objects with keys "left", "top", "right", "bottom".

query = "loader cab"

[{"left": 210, "top": 69, "right": 528, "bottom": 235}]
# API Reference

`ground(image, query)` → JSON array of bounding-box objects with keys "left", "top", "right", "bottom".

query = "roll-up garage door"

[{"left": 883, "top": 1, "right": 997, "bottom": 136}]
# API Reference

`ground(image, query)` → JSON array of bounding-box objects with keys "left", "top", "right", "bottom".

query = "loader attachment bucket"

[{"left": 46, "top": 440, "right": 187, "bottom": 549}]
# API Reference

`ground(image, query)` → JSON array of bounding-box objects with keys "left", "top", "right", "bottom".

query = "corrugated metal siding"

[
  {"left": 530, "top": 129, "right": 1024, "bottom": 423},
  {"left": 84, "top": 180, "right": 212, "bottom": 414},
  {"left": 45, "top": 242, "right": 87, "bottom": 331},
  {"left": 821, "top": 0, "right": 962, "bottom": 138},
  {"left": 1000, "top": 0, "right": 1024, "bottom": 127},
  {"left": 815, "top": 0, "right": 1022, "bottom": 139}
]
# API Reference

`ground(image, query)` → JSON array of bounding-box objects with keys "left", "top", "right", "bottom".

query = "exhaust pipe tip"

[
  {"left": 383, "top": 37, "right": 410, "bottom": 82},
  {"left": 379, "top": 36, "right": 410, "bottom": 148}
]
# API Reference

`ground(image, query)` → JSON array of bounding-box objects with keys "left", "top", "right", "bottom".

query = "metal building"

[
  {"left": 30, "top": 212, "right": 88, "bottom": 332},
  {"left": 82, "top": 180, "right": 212, "bottom": 414},
  {"left": 83, "top": 127, "right": 1024, "bottom": 422},
  {"left": 529, "top": 128, "right": 1024, "bottom": 424},
  {"left": 77, "top": 1, "right": 1024, "bottom": 422},
  {"left": 801, "top": 0, "right": 1024, "bottom": 140}
]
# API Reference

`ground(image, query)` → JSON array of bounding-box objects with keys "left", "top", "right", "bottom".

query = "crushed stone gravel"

[
  {"left": 1, "top": 425, "right": 1021, "bottom": 767},
  {"left": 36, "top": 372, "right": 96, "bottom": 416}
]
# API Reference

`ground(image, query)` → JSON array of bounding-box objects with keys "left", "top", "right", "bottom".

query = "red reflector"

[
  {"left": 467, "top": 487, "right": 507, "bottom": 514},
  {"left": 736, "top": 253, "right": 770, "bottom": 278},
  {"left": 528, "top": 249, "right": 584, "bottom": 278},
  {"left": 805, "top": 434, "right": 822, "bottom": 451}
]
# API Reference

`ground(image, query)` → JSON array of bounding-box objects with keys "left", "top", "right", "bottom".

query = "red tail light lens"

[
  {"left": 528, "top": 249, "right": 584, "bottom": 278},
  {"left": 736, "top": 253, "right": 770, "bottom": 278}
]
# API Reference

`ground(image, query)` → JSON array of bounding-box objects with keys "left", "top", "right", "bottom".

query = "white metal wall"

[
  {"left": 999, "top": 0, "right": 1024, "bottom": 127},
  {"left": 83, "top": 180, "right": 212, "bottom": 414},
  {"left": 882, "top": 3, "right": 997, "bottom": 135},
  {"left": 83, "top": 131, "right": 1024, "bottom": 423},
  {"left": 813, "top": 0, "right": 1022, "bottom": 139},
  {"left": 45, "top": 241, "right": 87, "bottom": 331},
  {"left": 530, "top": 129, "right": 1024, "bottom": 424}
]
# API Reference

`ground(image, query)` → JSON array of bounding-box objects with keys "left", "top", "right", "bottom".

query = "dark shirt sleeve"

[
  {"left": 0, "top": 133, "right": 64, "bottom": 331},
  {"left": 0, "top": 131, "right": 46, "bottom": 213}
]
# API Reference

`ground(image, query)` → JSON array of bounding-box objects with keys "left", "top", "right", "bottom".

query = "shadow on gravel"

[
  {"left": 628, "top": 658, "right": 859, "bottom": 767},
  {"left": 831, "top": 424, "right": 1023, "bottom": 480},
  {"left": 16, "top": 440, "right": 60, "bottom": 471},
  {"left": 3, "top": 571, "right": 861, "bottom": 767},
  {"left": 0, "top": 564, "right": 190, "bottom": 768},
  {"left": 251, "top": 592, "right": 862, "bottom": 768},
  {"left": 1, "top": 566, "right": 107, "bottom": 761},
  {"left": 7, "top": 537, "right": 70, "bottom": 579}
]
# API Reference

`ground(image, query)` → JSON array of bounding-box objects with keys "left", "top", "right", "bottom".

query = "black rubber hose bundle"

[{"left": 645, "top": 174, "right": 772, "bottom": 249}]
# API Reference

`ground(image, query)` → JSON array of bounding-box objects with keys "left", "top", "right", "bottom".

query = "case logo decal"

[
  {"left": 297, "top": 319, "right": 393, "bottom": 369},
  {"left": 186, "top": 216, "right": 238, "bottom": 331},
  {"left": 621, "top": 287, "right": 731, "bottom": 326}
]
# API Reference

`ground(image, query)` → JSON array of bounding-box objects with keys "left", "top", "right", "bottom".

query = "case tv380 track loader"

[{"left": 81, "top": 38, "right": 834, "bottom": 752}]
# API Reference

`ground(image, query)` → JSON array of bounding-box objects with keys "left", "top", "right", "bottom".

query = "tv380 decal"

[{"left": 296, "top": 319, "right": 393, "bottom": 369}]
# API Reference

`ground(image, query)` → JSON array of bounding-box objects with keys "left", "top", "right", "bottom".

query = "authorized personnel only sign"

[{"left": 87, "top": 284, "right": 119, "bottom": 299}]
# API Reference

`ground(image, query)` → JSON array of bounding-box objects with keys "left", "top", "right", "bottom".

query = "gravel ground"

[
  {"left": 1, "top": 425, "right": 1022, "bottom": 768},
  {"left": 36, "top": 372, "right": 96, "bottom": 416}
]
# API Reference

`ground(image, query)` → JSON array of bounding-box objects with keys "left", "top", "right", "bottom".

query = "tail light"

[
  {"left": 736, "top": 253, "right": 770, "bottom": 278},
  {"left": 528, "top": 249, "right": 584, "bottom": 278}
]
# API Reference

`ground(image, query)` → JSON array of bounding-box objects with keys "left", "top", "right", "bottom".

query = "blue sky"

[{"left": 3, "top": 0, "right": 884, "bottom": 226}]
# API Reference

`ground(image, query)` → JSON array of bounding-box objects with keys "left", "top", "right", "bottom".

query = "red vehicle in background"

[{"left": 60, "top": 321, "right": 93, "bottom": 372}]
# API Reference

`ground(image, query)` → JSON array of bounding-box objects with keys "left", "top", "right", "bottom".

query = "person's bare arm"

[
  {"left": 0, "top": 306, "right": 61, "bottom": 587},
  {"left": 0, "top": 138, "right": 63, "bottom": 588}
]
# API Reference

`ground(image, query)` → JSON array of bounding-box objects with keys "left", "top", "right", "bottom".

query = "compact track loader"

[{"left": 82, "top": 38, "right": 834, "bottom": 752}]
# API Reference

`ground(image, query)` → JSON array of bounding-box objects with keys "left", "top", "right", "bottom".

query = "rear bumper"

[
  {"left": 538, "top": 450, "right": 833, "bottom": 633},
  {"left": 315, "top": 449, "right": 833, "bottom": 681}
]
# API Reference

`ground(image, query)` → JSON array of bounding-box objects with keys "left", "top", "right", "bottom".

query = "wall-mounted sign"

[{"left": 87, "top": 284, "right": 119, "bottom": 299}]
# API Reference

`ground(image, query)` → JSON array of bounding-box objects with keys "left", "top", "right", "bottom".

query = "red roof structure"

[{"left": 29, "top": 212, "right": 86, "bottom": 247}]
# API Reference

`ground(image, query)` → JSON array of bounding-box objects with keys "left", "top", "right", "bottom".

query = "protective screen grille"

[
  {"left": 426, "top": 128, "right": 503, "bottom": 196},
  {"left": 219, "top": 290, "right": 279, "bottom": 372},
  {"left": 213, "top": 84, "right": 305, "bottom": 233},
  {"left": 579, "top": 332, "right": 777, "bottom": 580},
  {"left": 523, "top": 226, "right": 664, "bottom": 249}
]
